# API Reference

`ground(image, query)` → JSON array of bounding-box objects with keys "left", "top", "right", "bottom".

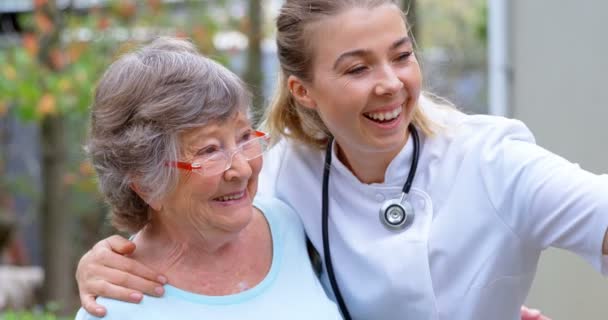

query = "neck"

[
  {"left": 334, "top": 134, "right": 410, "bottom": 184},
  {"left": 133, "top": 211, "right": 246, "bottom": 274},
  {"left": 130, "top": 208, "right": 272, "bottom": 295}
]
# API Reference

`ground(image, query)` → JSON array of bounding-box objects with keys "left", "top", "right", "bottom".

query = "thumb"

[{"left": 102, "top": 235, "right": 136, "bottom": 255}]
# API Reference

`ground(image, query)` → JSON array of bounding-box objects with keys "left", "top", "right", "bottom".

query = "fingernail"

[
  {"left": 529, "top": 309, "right": 541, "bottom": 316},
  {"left": 154, "top": 286, "right": 165, "bottom": 296},
  {"left": 157, "top": 275, "right": 167, "bottom": 284},
  {"left": 129, "top": 292, "right": 143, "bottom": 301},
  {"left": 95, "top": 307, "right": 105, "bottom": 315}
]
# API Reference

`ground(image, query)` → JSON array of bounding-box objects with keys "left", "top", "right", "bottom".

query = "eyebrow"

[{"left": 332, "top": 36, "right": 411, "bottom": 70}]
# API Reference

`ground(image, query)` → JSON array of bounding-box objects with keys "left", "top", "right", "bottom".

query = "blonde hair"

[{"left": 263, "top": 0, "right": 434, "bottom": 148}]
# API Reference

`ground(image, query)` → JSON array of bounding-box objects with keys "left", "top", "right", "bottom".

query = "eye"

[
  {"left": 395, "top": 52, "right": 412, "bottom": 62},
  {"left": 346, "top": 65, "right": 368, "bottom": 75},
  {"left": 196, "top": 145, "right": 220, "bottom": 156},
  {"left": 240, "top": 130, "right": 253, "bottom": 142}
]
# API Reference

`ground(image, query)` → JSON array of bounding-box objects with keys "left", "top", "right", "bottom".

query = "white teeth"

[
  {"left": 366, "top": 108, "right": 402, "bottom": 121},
  {"left": 217, "top": 191, "right": 244, "bottom": 201}
]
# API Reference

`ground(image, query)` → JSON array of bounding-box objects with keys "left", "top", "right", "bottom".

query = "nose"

[
  {"left": 223, "top": 152, "right": 252, "bottom": 181},
  {"left": 374, "top": 64, "right": 403, "bottom": 96}
]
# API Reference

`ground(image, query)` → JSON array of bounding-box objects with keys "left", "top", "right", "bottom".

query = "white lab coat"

[{"left": 257, "top": 100, "right": 608, "bottom": 319}]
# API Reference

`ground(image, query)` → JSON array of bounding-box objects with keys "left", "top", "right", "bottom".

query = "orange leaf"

[
  {"left": 34, "top": 0, "right": 48, "bottom": 9},
  {"left": 97, "top": 16, "right": 110, "bottom": 30},
  {"left": 68, "top": 42, "right": 87, "bottom": 62},
  {"left": 0, "top": 101, "right": 8, "bottom": 117},
  {"left": 37, "top": 94, "right": 56, "bottom": 115},
  {"left": 49, "top": 49, "right": 65, "bottom": 70},
  {"left": 34, "top": 12, "right": 54, "bottom": 33},
  {"left": 117, "top": 2, "right": 137, "bottom": 19},
  {"left": 147, "top": 0, "right": 162, "bottom": 13},
  {"left": 63, "top": 173, "right": 77, "bottom": 186},
  {"left": 192, "top": 26, "right": 207, "bottom": 43},
  {"left": 22, "top": 33, "right": 39, "bottom": 57},
  {"left": 79, "top": 161, "right": 94, "bottom": 176}
]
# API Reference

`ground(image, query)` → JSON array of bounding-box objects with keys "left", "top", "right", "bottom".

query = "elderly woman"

[{"left": 75, "top": 37, "right": 341, "bottom": 319}]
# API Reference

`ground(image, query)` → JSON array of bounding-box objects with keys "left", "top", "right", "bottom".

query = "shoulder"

[
  {"left": 253, "top": 196, "right": 304, "bottom": 234},
  {"left": 420, "top": 97, "right": 536, "bottom": 154},
  {"left": 258, "top": 138, "right": 323, "bottom": 198},
  {"left": 266, "top": 137, "right": 324, "bottom": 166}
]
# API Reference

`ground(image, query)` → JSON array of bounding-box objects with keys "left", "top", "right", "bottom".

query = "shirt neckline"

[{"left": 161, "top": 206, "right": 282, "bottom": 305}]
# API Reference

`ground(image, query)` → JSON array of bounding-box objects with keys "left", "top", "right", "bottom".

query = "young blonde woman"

[{"left": 76, "top": 1, "right": 607, "bottom": 319}]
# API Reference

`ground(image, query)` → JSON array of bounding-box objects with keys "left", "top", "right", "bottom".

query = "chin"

[
  {"left": 371, "top": 127, "right": 409, "bottom": 151},
  {"left": 219, "top": 207, "right": 255, "bottom": 234}
]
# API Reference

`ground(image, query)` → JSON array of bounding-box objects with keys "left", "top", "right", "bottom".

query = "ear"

[
  {"left": 287, "top": 75, "right": 317, "bottom": 110},
  {"left": 130, "top": 183, "right": 163, "bottom": 211}
]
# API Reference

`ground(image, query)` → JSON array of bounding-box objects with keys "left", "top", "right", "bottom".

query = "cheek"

[
  {"left": 249, "top": 158, "right": 262, "bottom": 181},
  {"left": 402, "top": 63, "right": 422, "bottom": 92},
  {"left": 184, "top": 175, "right": 221, "bottom": 200}
]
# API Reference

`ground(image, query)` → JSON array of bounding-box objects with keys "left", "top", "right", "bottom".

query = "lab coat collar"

[{"left": 328, "top": 131, "right": 418, "bottom": 188}]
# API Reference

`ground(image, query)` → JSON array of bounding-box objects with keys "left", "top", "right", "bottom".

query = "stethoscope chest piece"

[{"left": 379, "top": 197, "right": 414, "bottom": 231}]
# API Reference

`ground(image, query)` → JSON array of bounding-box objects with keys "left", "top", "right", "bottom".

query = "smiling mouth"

[
  {"left": 214, "top": 190, "right": 246, "bottom": 202},
  {"left": 363, "top": 107, "right": 402, "bottom": 123}
]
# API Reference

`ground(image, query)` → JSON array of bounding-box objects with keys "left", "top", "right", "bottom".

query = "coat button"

[{"left": 375, "top": 193, "right": 385, "bottom": 202}]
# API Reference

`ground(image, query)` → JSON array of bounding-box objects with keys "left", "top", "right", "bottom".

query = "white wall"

[{"left": 510, "top": 0, "right": 608, "bottom": 318}]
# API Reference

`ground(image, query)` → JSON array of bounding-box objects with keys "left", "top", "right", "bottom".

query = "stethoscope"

[{"left": 321, "top": 124, "right": 420, "bottom": 320}]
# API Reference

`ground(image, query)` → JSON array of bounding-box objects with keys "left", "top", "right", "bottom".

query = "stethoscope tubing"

[{"left": 321, "top": 124, "right": 420, "bottom": 320}]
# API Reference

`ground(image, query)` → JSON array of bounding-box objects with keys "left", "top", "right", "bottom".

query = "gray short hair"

[{"left": 87, "top": 37, "right": 251, "bottom": 233}]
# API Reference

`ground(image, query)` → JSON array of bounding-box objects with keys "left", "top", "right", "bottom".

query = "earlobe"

[{"left": 287, "top": 75, "right": 316, "bottom": 110}]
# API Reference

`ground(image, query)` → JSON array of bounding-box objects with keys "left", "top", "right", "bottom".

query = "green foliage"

[
  {"left": 474, "top": 1, "right": 488, "bottom": 43},
  {"left": 1, "top": 303, "right": 71, "bottom": 320},
  {"left": 418, "top": 0, "right": 487, "bottom": 51},
  {"left": 0, "top": 1, "right": 229, "bottom": 123}
]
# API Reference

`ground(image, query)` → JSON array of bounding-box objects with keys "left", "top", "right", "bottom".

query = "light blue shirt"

[{"left": 75, "top": 197, "right": 341, "bottom": 320}]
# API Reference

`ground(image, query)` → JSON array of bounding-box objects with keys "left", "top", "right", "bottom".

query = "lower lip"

[
  {"left": 213, "top": 191, "right": 249, "bottom": 207},
  {"left": 363, "top": 111, "right": 403, "bottom": 130}
]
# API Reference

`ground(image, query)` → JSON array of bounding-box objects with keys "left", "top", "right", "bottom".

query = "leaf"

[
  {"left": 58, "top": 78, "right": 72, "bottom": 92},
  {"left": 49, "top": 48, "right": 65, "bottom": 70},
  {"left": 0, "top": 101, "right": 8, "bottom": 117},
  {"left": 34, "top": 0, "right": 48, "bottom": 8},
  {"left": 97, "top": 16, "right": 111, "bottom": 31},
  {"left": 37, "top": 93, "right": 57, "bottom": 116},
  {"left": 79, "top": 161, "right": 94, "bottom": 176},
  {"left": 22, "top": 33, "right": 39, "bottom": 57},
  {"left": 34, "top": 12, "right": 54, "bottom": 34}
]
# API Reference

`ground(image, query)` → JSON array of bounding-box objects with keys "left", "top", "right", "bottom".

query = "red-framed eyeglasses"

[{"left": 167, "top": 131, "right": 269, "bottom": 177}]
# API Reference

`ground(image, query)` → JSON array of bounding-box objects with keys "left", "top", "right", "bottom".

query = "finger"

[
  {"left": 100, "top": 235, "right": 137, "bottom": 255},
  {"left": 80, "top": 293, "right": 107, "bottom": 317},
  {"left": 90, "top": 279, "right": 146, "bottom": 303},
  {"left": 99, "top": 267, "right": 166, "bottom": 298},
  {"left": 96, "top": 249, "right": 167, "bottom": 285},
  {"left": 520, "top": 306, "right": 542, "bottom": 320}
]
